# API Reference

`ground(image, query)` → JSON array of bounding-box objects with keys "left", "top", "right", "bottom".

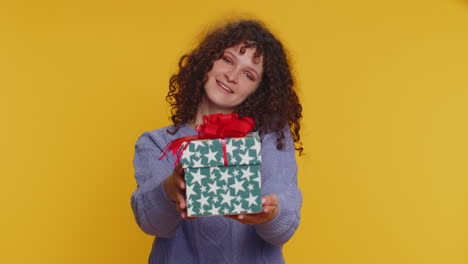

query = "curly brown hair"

[{"left": 166, "top": 19, "right": 303, "bottom": 154}]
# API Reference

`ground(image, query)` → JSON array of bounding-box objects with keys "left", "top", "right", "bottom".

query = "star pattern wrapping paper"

[{"left": 181, "top": 134, "right": 262, "bottom": 217}]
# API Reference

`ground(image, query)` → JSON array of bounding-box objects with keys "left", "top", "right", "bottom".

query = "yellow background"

[{"left": 1, "top": 0, "right": 467, "bottom": 263}]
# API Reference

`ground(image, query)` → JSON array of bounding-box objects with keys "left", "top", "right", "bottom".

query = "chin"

[{"left": 204, "top": 95, "right": 236, "bottom": 112}]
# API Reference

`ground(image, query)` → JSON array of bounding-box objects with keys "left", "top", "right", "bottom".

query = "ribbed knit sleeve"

[
  {"left": 255, "top": 127, "right": 302, "bottom": 245},
  {"left": 130, "top": 130, "right": 182, "bottom": 237}
]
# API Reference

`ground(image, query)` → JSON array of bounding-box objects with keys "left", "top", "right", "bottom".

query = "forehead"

[{"left": 224, "top": 43, "right": 263, "bottom": 68}]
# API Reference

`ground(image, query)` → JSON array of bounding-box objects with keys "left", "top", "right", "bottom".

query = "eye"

[
  {"left": 245, "top": 72, "right": 255, "bottom": 81},
  {"left": 222, "top": 57, "right": 232, "bottom": 64}
]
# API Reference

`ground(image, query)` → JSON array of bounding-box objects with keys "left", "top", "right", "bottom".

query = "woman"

[{"left": 131, "top": 19, "right": 303, "bottom": 263}]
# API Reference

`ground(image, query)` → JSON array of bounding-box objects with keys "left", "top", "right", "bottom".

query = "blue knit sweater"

[{"left": 131, "top": 125, "right": 302, "bottom": 263}]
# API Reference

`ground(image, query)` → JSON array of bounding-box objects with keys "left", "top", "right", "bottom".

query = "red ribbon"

[
  {"left": 221, "top": 139, "right": 228, "bottom": 166},
  {"left": 159, "top": 113, "right": 255, "bottom": 165}
]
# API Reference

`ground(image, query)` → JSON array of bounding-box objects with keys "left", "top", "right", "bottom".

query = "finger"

[
  {"left": 235, "top": 214, "right": 259, "bottom": 221},
  {"left": 178, "top": 199, "right": 186, "bottom": 210},
  {"left": 176, "top": 203, "right": 188, "bottom": 219},
  {"left": 262, "top": 194, "right": 278, "bottom": 206},
  {"left": 174, "top": 191, "right": 186, "bottom": 210},
  {"left": 225, "top": 213, "right": 261, "bottom": 223},
  {"left": 262, "top": 205, "right": 277, "bottom": 214},
  {"left": 234, "top": 214, "right": 260, "bottom": 225},
  {"left": 175, "top": 204, "right": 185, "bottom": 218},
  {"left": 174, "top": 165, "right": 186, "bottom": 189},
  {"left": 179, "top": 200, "right": 186, "bottom": 210},
  {"left": 224, "top": 214, "right": 249, "bottom": 224},
  {"left": 175, "top": 176, "right": 186, "bottom": 190},
  {"left": 175, "top": 163, "right": 185, "bottom": 176},
  {"left": 170, "top": 170, "right": 185, "bottom": 190},
  {"left": 224, "top": 214, "right": 240, "bottom": 220},
  {"left": 175, "top": 197, "right": 183, "bottom": 211}
]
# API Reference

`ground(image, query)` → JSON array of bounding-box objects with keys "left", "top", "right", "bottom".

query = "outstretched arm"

[
  {"left": 256, "top": 128, "right": 302, "bottom": 245},
  {"left": 130, "top": 131, "right": 185, "bottom": 237},
  {"left": 226, "top": 128, "right": 302, "bottom": 245}
]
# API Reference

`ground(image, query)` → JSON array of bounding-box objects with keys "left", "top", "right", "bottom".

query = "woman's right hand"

[{"left": 163, "top": 163, "right": 194, "bottom": 220}]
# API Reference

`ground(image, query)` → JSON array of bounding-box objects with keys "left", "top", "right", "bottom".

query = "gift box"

[{"left": 181, "top": 133, "right": 262, "bottom": 217}]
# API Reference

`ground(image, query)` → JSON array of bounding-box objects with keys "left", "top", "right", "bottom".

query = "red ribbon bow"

[{"left": 159, "top": 113, "right": 255, "bottom": 165}]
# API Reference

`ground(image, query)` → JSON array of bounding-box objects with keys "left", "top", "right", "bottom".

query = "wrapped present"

[{"left": 181, "top": 133, "right": 262, "bottom": 217}]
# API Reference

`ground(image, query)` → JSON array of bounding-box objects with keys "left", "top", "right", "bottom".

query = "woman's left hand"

[{"left": 224, "top": 194, "right": 278, "bottom": 225}]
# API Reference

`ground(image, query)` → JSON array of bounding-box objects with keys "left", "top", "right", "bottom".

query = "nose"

[{"left": 224, "top": 71, "right": 238, "bottom": 84}]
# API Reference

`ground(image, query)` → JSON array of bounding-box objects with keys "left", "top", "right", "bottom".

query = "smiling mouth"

[{"left": 216, "top": 80, "right": 233, "bottom": 93}]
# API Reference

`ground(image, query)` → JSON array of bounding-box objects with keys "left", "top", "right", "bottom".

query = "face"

[{"left": 202, "top": 43, "right": 264, "bottom": 112}]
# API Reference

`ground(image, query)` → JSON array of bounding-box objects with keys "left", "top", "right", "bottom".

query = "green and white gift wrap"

[{"left": 180, "top": 133, "right": 262, "bottom": 217}]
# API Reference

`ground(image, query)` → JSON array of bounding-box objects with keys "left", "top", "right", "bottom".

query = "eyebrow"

[{"left": 225, "top": 51, "right": 261, "bottom": 78}]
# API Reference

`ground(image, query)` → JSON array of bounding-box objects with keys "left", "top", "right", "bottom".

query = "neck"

[{"left": 191, "top": 96, "right": 234, "bottom": 128}]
